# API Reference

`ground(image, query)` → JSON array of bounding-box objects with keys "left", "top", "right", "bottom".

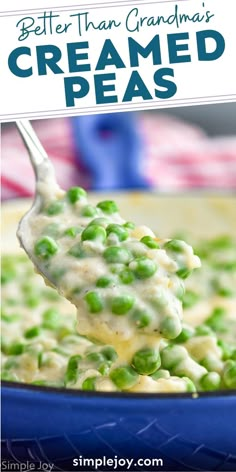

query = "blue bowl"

[{"left": 2, "top": 382, "right": 236, "bottom": 471}]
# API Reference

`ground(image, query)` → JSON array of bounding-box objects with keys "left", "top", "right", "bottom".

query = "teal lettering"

[
  {"left": 36, "top": 45, "right": 63, "bottom": 75},
  {"left": 168, "top": 33, "right": 191, "bottom": 63},
  {"left": 8, "top": 47, "right": 32, "bottom": 77},
  {"left": 94, "top": 73, "right": 118, "bottom": 104},
  {"left": 123, "top": 71, "right": 152, "bottom": 102},
  {"left": 126, "top": 8, "right": 139, "bottom": 32},
  {"left": 197, "top": 29, "right": 225, "bottom": 61},
  {"left": 64, "top": 76, "right": 90, "bottom": 106},
  {"left": 154, "top": 68, "right": 177, "bottom": 99},
  {"left": 129, "top": 36, "right": 161, "bottom": 67},
  {"left": 67, "top": 42, "right": 90, "bottom": 72},
  {"left": 96, "top": 40, "right": 125, "bottom": 70}
]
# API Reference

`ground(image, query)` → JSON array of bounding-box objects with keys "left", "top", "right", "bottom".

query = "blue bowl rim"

[{"left": 2, "top": 380, "right": 236, "bottom": 400}]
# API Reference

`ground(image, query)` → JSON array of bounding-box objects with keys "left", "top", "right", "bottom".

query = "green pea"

[
  {"left": 223, "top": 360, "right": 236, "bottom": 388},
  {"left": 84, "top": 291, "right": 104, "bottom": 313},
  {"left": 32, "top": 380, "right": 64, "bottom": 387},
  {"left": 223, "top": 260, "right": 236, "bottom": 272},
  {"left": 21, "top": 282, "right": 34, "bottom": 295},
  {"left": 150, "top": 291, "right": 168, "bottom": 310},
  {"left": 200, "top": 355, "right": 220, "bottom": 372},
  {"left": 174, "top": 326, "right": 195, "bottom": 343},
  {"left": 24, "top": 326, "right": 41, "bottom": 339},
  {"left": 205, "top": 307, "right": 227, "bottom": 332},
  {"left": 58, "top": 328, "right": 76, "bottom": 341},
  {"left": 86, "top": 352, "right": 105, "bottom": 364},
  {"left": 195, "top": 325, "right": 215, "bottom": 337},
  {"left": 160, "top": 345, "right": 186, "bottom": 370},
  {"left": 7, "top": 342, "right": 25, "bottom": 356},
  {"left": 42, "top": 308, "right": 60, "bottom": 330},
  {"left": 119, "top": 269, "right": 135, "bottom": 285},
  {"left": 66, "top": 186, "right": 87, "bottom": 203},
  {"left": 212, "top": 260, "right": 236, "bottom": 272},
  {"left": 130, "top": 256, "right": 157, "bottom": 279},
  {"left": 31, "top": 380, "right": 47, "bottom": 386},
  {"left": 34, "top": 237, "right": 58, "bottom": 260},
  {"left": 211, "top": 280, "right": 233, "bottom": 297},
  {"left": 131, "top": 308, "right": 152, "bottom": 328},
  {"left": 106, "top": 224, "right": 128, "bottom": 242},
  {"left": 110, "top": 365, "right": 139, "bottom": 389},
  {"left": 1, "top": 371, "right": 19, "bottom": 382},
  {"left": 52, "top": 347, "right": 69, "bottom": 357},
  {"left": 160, "top": 316, "right": 181, "bottom": 339},
  {"left": 4, "top": 298, "right": 18, "bottom": 306},
  {"left": 96, "top": 275, "right": 114, "bottom": 288},
  {"left": 164, "top": 239, "right": 184, "bottom": 253},
  {"left": 232, "top": 350, "right": 236, "bottom": 361},
  {"left": 111, "top": 294, "right": 134, "bottom": 315},
  {"left": 200, "top": 372, "right": 221, "bottom": 391},
  {"left": 182, "top": 290, "right": 200, "bottom": 309},
  {"left": 97, "top": 200, "right": 118, "bottom": 214},
  {"left": 129, "top": 242, "right": 148, "bottom": 258},
  {"left": 1, "top": 313, "right": 20, "bottom": 323},
  {"left": 1, "top": 337, "right": 8, "bottom": 354},
  {"left": 217, "top": 340, "right": 233, "bottom": 361},
  {"left": 183, "top": 377, "right": 197, "bottom": 393},
  {"left": 151, "top": 369, "right": 170, "bottom": 380},
  {"left": 103, "top": 247, "right": 132, "bottom": 264},
  {"left": 101, "top": 346, "right": 118, "bottom": 362},
  {"left": 37, "top": 351, "right": 44, "bottom": 367},
  {"left": 82, "top": 376, "right": 97, "bottom": 391},
  {"left": 110, "top": 263, "right": 125, "bottom": 274},
  {"left": 194, "top": 244, "right": 208, "bottom": 259},
  {"left": 88, "top": 217, "right": 110, "bottom": 228},
  {"left": 1, "top": 266, "right": 16, "bottom": 285},
  {"left": 25, "top": 295, "right": 40, "bottom": 308},
  {"left": 175, "top": 282, "right": 185, "bottom": 301},
  {"left": 123, "top": 222, "right": 135, "bottom": 230},
  {"left": 15, "top": 254, "right": 29, "bottom": 264},
  {"left": 68, "top": 243, "right": 86, "bottom": 258},
  {"left": 208, "top": 235, "right": 234, "bottom": 251},
  {"left": 65, "top": 355, "right": 82, "bottom": 385},
  {"left": 209, "top": 306, "right": 226, "bottom": 318},
  {"left": 81, "top": 205, "right": 98, "bottom": 217},
  {"left": 141, "top": 236, "right": 160, "bottom": 249},
  {"left": 1, "top": 257, "right": 16, "bottom": 285},
  {"left": 176, "top": 267, "right": 192, "bottom": 279},
  {"left": 216, "top": 287, "right": 233, "bottom": 297},
  {"left": 132, "top": 348, "right": 161, "bottom": 375},
  {"left": 45, "top": 200, "right": 64, "bottom": 216},
  {"left": 4, "top": 358, "right": 19, "bottom": 370},
  {"left": 98, "top": 363, "right": 110, "bottom": 375},
  {"left": 81, "top": 225, "right": 106, "bottom": 243},
  {"left": 63, "top": 226, "right": 82, "bottom": 238}
]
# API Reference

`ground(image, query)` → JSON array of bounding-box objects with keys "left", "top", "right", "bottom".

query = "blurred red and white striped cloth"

[{"left": 1, "top": 114, "right": 236, "bottom": 200}]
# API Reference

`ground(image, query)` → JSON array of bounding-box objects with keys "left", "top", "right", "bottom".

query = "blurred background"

[{"left": 1, "top": 102, "right": 236, "bottom": 199}]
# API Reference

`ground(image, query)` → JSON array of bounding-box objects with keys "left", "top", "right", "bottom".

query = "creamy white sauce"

[
  {"left": 2, "top": 191, "right": 236, "bottom": 393},
  {"left": 26, "top": 188, "right": 200, "bottom": 363}
]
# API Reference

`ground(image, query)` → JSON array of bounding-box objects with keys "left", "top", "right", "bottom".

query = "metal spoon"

[{"left": 16, "top": 120, "right": 61, "bottom": 287}]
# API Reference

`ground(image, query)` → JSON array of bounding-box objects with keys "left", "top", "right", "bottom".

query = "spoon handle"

[{"left": 16, "top": 120, "right": 56, "bottom": 185}]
